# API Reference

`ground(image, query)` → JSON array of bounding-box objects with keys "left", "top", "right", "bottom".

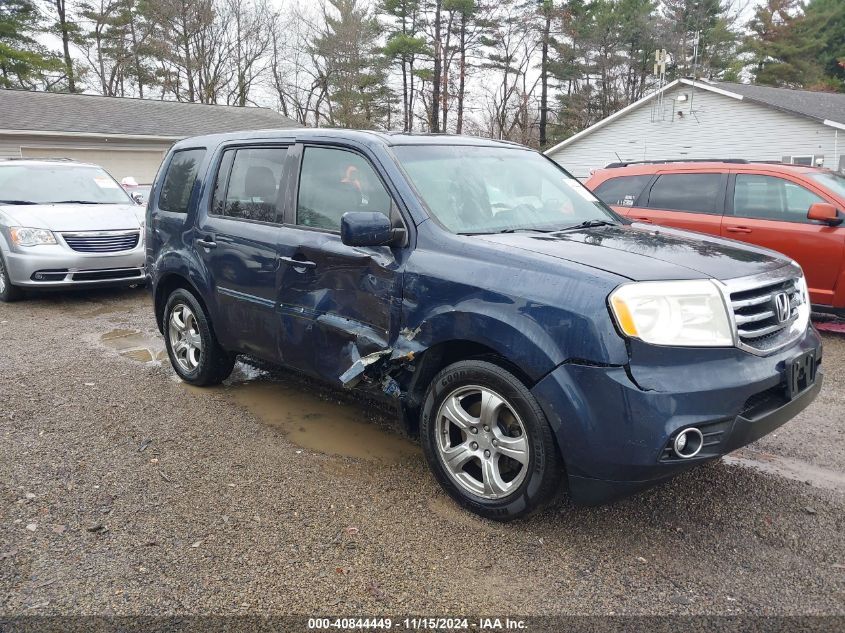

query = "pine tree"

[
  {"left": 381, "top": 0, "right": 428, "bottom": 131},
  {"left": 313, "top": 0, "right": 390, "bottom": 128},
  {"left": 0, "top": 0, "right": 64, "bottom": 89}
]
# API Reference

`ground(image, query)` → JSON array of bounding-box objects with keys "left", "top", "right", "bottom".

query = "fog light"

[
  {"left": 34, "top": 273, "right": 44, "bottom": 280},
  {"left": 673, "top": 428, "right": 704, "bottom": 459}
]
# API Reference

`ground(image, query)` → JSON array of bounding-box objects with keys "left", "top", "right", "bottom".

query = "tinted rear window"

[
  {"left": 212, "top": 146, "right": 288, "bottom": 223},
  {"left": 647, "top": 173, "right": 723, "bottom": 214},
  {"left": 592, "top": 175, "right": 652, "bottom": 207},
  {"left": 159, "top": 149, "right": 205, "bottom": 213}
]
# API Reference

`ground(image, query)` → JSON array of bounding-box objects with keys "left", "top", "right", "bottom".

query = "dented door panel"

[{"left": 275, "top": 226, "right": 402, "bottom": 384}]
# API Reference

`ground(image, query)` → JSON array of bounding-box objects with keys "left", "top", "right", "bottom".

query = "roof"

[
  {"left": 545, "top": 78, "right": 845, "bottom": 156},
  {"left": 708, "top": 81, "right": 845, "bottom": 126},
  {"left": 174, "top": 127, "right": 533, "bottom": 150},
  {"left": 0, "top": 157, "right": 100, "bottom": 167},
  {"left": 0, "top": 89, "right": 298, "bottom": 139}
]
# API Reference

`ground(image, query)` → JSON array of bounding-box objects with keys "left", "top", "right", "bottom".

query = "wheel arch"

[
  {"left": 154, "top": 272, "right": 213, "bottom": 334},
  {"left": 398, "top": 337, "right": 542, "bottom": 440}
]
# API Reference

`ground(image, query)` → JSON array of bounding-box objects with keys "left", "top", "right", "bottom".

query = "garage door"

[{"left": 21, "top": 147, "right": 167, "bottom": 183}]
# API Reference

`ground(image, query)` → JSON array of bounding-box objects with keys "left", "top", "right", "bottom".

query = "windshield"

[
  {"left": 0, "top": 163, "right": 133, "bottom": 205},
  {"left": 392, "top": 145, "right": 618, "bottom": 234},
  {"left": 809, "top": 172, "right": 845, "bottom": 201}
]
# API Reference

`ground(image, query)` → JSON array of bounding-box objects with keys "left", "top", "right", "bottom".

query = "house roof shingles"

[
  {"left": 0, "top": 89, "right": 298, "bottom": 138},
  {"left": 709, "top": 81, "right": 845, "bottom": 126}
]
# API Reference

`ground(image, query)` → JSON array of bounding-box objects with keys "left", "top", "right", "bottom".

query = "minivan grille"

[
  {"left": 729, "top": 276, "right": 804, "bottom": 353},
  {"left": 62, "top": 230, "right": 140, "bottom": 253}
]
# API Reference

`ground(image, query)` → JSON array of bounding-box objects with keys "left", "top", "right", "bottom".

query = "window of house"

[
  {"left": 592, "top": 175, "right": 652, "bottom": 207},
  {"left": 211, "top": 147, "right": 287, "bottom": 223},
  {"left": 786, "top": 155, "right": 816, "bottom": 167},
  {"left": 733, "top": 174, "right": 825, "bottom": 222},
  {"left": 297, "top": 147, "right": 392, "bottom": 231},
  {"left": 159, "top": 149, "right": 205, "bottom": 213},
  {"left": 646, "top": 173, "right": 723, "bottom": 213}
]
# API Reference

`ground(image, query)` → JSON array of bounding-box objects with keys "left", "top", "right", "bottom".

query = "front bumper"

[
  {"left": 531, "top": 326, "right": 823, "bottom": 505},
  {"left": 4, "top": 243, "right": 145, "bottom": 288}
]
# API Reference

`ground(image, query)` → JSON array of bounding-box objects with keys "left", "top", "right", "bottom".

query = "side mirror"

[
  {"left": 341, "top": 211, "right": 405, "bottom": 247},
  {"left": 130, "top": 191, "right": 145, "bottom": 205},
  {"left": 807, "top": 202, "right": 842, "bottom": 225}
]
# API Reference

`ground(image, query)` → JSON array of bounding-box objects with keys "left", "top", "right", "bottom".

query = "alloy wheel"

[
  {"left": 0, "top": 259, "right": 6, "bottom": 294},
  {"left": 435, "top": 385, "right": 530, "bottom": 500},
  {"left": 168, "top": 303, "right": 202, "bottom": 372}
]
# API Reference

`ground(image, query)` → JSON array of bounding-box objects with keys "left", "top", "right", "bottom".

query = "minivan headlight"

[
  {"left": 9, "top": 227, "right": 57, "bottom": 247},
  {"left": 609, "top": 280, "right": 733, "bottom": 347}
]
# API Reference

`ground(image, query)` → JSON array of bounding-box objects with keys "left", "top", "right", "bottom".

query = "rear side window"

[
  {"left": 647, "top": 173, "right": 723, "bottom": 214},
  {"left": 297, "top": 146, "right": 391, "bottom": 231},
  {"left": 592, "top": 175, "right": 651, "bottom": 207},
  {"left": 211, "top": 146, "right": 288, "bottom": 223},
  {"left": 159, "top": 149, "right": 205, "bottom": 213},
  {"left": 733, "top": 174, "right": 825, "bottom": 223}
]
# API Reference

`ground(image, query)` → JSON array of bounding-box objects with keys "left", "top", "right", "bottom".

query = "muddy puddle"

[
  {"left": 224, "top": 379, "right": 420, "bottom": 463},
  {"left": 101, "top": 329, "right": 167, "bottom": 363}
]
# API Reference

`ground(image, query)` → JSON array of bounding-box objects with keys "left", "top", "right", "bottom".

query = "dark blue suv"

[{"left": 146, "top": 130, "right": 822, "bottom": 520}]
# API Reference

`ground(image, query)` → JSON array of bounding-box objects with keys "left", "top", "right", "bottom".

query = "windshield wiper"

[
  {"left": 53, "top": 200, "right": 108, "bottom": 204},
  {"left": 497, "top": 227, "right": 560, "bottom": 234},
  {"left": 554, "top": 220, "right": 617, "bottom": 232},
  {"left": 0, "top": 199, "right": 37, "bottom": 205}
]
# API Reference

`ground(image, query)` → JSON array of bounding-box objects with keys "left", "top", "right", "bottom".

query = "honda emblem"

[{"left": 774, "top": 292, "right": 791, "bottom": 323}]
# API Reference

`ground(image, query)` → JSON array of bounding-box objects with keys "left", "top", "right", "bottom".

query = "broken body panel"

[{"left": 146, "top": 129, "right": 822, "bottom": 505}]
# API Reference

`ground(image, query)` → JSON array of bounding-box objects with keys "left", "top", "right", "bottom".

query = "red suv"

[{"left": 586, "top": 160, "right": 845, "bottom": 313}]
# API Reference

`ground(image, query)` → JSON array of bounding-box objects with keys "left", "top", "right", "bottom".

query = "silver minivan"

[{"left": 0, "top": 159, "right": 146, "bottom": 301}]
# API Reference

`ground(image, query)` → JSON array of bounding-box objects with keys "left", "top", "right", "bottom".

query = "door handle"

[
  {"left": 278, "top": 255, "right": 316, "bottom": 269},
  {"left": 195, "top": 236, "right": 218, "bottom": 249},
  {"left": 725, "top": 226, "right": 752, "bottom": 234},
  {"left": 633, "top": 217, "right": 653, "bottom": 223}
]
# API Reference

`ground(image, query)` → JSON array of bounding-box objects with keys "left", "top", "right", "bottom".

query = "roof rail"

[
  {"left": 0, "top": 156, "right": 78, "bottom": 162},
  {"left": 605, "top": 158, "right": 753, "bottom": 168}
]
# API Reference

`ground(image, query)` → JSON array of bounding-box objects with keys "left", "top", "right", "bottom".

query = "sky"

[{"left": 36, "top": 0, "right": 770, "bottom": 111}]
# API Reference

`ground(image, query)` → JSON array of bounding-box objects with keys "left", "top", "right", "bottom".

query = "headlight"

[
  {"left": 9, "top": 227, "right": 57, "bottom": 247},
  {"left": 793, "top": 272, "right": 810, "bottom": 333},
  {"left": 609, "top": 279, "right": 733, "bottom": 347}
]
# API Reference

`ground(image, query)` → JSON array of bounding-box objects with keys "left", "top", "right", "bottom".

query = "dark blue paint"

[
  {"left": 146, "top": 129, "right": 823, "bottom": 504},
  {"left": 341, "top": 211, "right": 400, "bottom": 247}
]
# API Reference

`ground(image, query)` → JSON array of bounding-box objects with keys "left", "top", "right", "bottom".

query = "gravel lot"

[{"left": 1, "top": 288, "right": 844, "bottom": 616}]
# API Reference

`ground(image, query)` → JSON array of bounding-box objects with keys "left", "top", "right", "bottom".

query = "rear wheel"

[
  {"left": 0, "top": 253, "right": 23, "bottom": 302},
  {"left": 420, "top": 360, "right": 563, "bottom": 521},
  {"left": 164, "top": 288, "right": 235, "bottom": 386}
]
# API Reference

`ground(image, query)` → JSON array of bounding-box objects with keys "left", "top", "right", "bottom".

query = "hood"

[
  {"left": 0, "top": 204, "right": 143, "bottom": 232},
  {"left": 475, "top": 223, "right": 790, "bottom": 282}
]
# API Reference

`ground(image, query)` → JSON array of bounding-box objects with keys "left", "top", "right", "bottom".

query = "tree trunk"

[
  {"left": 430, "top": 0, "right": 442, "bottom": 133},
  {"left": 408, "top": 58, "right": 415, "bottom": 132},
  {"left": 441, "top": 11, "right": 453, "bottom": 131},
  {"left": 54, "top": 0, "right": 76, "bottom": 92},
  {"left": 539, "top": 6, "right": 551, "bottom": 148},
  {"left": 456, "top": 11, "right": 466, "bottom": 134},
  {"left": 128, "top": 5, "right": 144, "bottom": 98}
]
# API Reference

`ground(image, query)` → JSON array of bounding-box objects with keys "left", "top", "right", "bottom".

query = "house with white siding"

[
  {"left": 545, "top": 79, "right": 845, "bottom": 180},
  {"left": 0, "top": 89, "right": 297, "bottom": 183}
]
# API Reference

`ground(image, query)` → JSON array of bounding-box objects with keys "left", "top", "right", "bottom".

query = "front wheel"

[
  {"left": 163, "top": 288, "right": 235, "bottom": 386},
  {"left": 0, "top": 253, "right": 23, "bottom": 302},
  {"left": 420, "top": 360, "right": 564, "bottom": 521}
]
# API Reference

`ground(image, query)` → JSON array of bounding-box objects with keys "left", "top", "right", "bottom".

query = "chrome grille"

[
  {"left": 62, "top": 230, "right": 140, "bottom": 253},
  {"left": 728, "top": 273, "right": 805, "bottom": 354}
]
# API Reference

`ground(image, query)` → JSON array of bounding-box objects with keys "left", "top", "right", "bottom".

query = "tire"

[
  {"left": 163, "top": 288, "right": 235, "bottom": 386},
  {"left": 420, "top": 360, "right": 564, "bottom": 521},
  {"left": 0, "top": 252, "right": 23, "bottom": 302}
]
